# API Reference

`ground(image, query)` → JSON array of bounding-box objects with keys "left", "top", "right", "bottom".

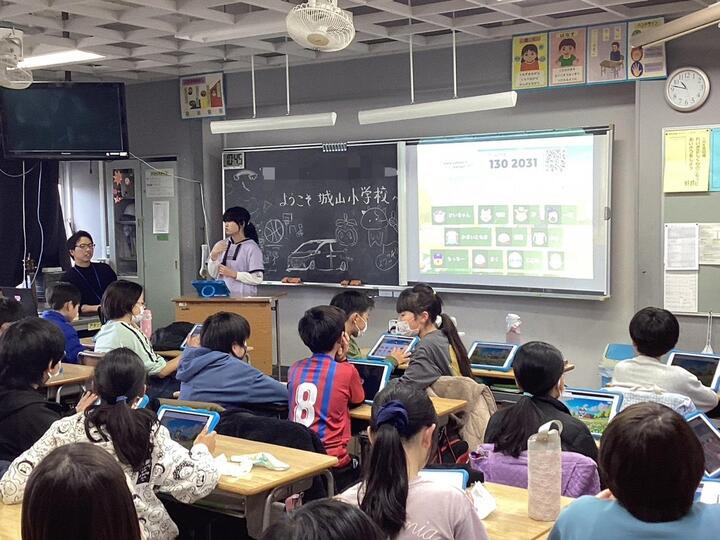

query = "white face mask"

[
  {"left": 395, "top": 320, "right": 419, "bottom": 337},
  {"left": 132, "top": 307, "right": 145, "bottom": 325},
  {"left": 354, "top": 315, "right": 368, "bottom": 337}
]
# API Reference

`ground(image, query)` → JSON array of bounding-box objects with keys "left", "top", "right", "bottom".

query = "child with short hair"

[
  {"left": 330, "top": 290, "right": 409, "bottom": 365},
  {"left": 0, "top": 296, "right": 23, "bottom": 334},
  {"left": 612, "top": 307, "right": 718, "bottom": 412},
  {"left": 288, "top": 306, "right": 364, "bottom": 490},
  {"left": 41, "top": 281, "right": 84, "bottom": 364}
]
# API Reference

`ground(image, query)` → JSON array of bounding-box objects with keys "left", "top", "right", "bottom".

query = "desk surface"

[
  {"left": 44, "top": 364, "right": 94, "bottom": 388},
  {"left": 173, "top": 295, "right": 284, "bottom": 304},
  {"left": 0, "top": 480, "right": 574, "bottom": 540},
  {"left": 471, "top": 363, "right": 576, "bottom": 380},
  {"left": 350, "top": 396, "right": 466, "bottom": 422},
  {"left": 213, "top": 435, "right": 338, "bottom": 496},
  {"left": 483, "top": 482, "right": 573, "bottom": 540}
]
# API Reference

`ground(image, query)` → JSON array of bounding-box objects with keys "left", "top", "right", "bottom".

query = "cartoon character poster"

[
  {"left": 627, "top": 18, "right": 667, "bottom": 80},
  {"left": 587, "top": 23, "right": 627, "bottom": 84},
  {"left": 512, "top": 33, "right": 548, "bottom": 90},
  {"left": 179, "top": 72, "right": 226, "bottom": 119},
  {"left": 549, "top": 28, "right": 586, "bottom": 87}
]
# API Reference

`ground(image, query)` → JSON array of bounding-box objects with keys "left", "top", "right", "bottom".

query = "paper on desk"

[
  {"left": 664, "top": 271, "right": 698, "bottom": 313},
  {"left": 699, "top": 224, "right": 720, "bottom": 265},
  {"left": 215, "top": 453, "right": 252, "bottom": 478},
  {"left": 664, "top": 223, "right": 699, "bottom": 270},
  {"left": 700, "top": 482, "right": 720, "bottom": 504}
]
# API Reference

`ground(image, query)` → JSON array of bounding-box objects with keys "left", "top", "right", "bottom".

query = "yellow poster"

[
  {"left": 663, "top": 129, "right": 711, "bottom": 193},
  {"left": 512, "top": 33, "right": 548, "bottom": 90}
]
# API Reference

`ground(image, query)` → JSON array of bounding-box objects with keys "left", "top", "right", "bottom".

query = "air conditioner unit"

[{"left": 629, "top": 4, "right": 720, "bottom": 48}]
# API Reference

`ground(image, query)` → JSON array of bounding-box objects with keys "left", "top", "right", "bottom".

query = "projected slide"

[{"left": 414, "top": 135, "right": 596, "bottom": 282}]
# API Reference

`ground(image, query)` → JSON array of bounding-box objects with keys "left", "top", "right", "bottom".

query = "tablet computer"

[
  {"left": 367, "top": 334, "right": 419, "bottom": 361},
  {"left": 157, "top": 405, "right": 220, "bottom": 450},
  {"left": 667, "top": 352, "right": 720, "bottom": 391},
  {"left": 180, "top": 324, "right": 203, "bottom": 349},
  {"left": 191, "top": 279, "right": 231, "bottom": 298},
  {"left": 686, "top": 413, "right": 720, "bottom": 478},
  {"left": 418, "top": 469, "right": 470, "bottom": 490},
  {"left": 560, "top": 388, "right": 623, "bottom": 438},
  {"left": 468, "top": 341, "right": 518, "bottom": 372},
  {"left": 348, "top": 359, "right": 393, "bottom": 404}
]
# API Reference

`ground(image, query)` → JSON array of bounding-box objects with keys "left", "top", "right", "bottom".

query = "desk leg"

[
  {"left": 272, "top": 300, "right": 282, "bottom": 382},
  {"left": 54, "top": 385, "right": 64, "bottom": 404}
]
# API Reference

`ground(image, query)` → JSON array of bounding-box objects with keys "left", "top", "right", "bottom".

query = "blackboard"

[{"left": 223, "top": 143, "right": 400, "bottom": 285}]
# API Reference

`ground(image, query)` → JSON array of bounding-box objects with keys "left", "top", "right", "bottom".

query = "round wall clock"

[{"left": 665, "top": 67, "right": 710, "bottom": 112}]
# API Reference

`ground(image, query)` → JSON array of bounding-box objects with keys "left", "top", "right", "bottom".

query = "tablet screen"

[
  {"left": 159, "top": 410, "right": 210, "bottom": 450},
  {"left": 350, "top": 361, "right": 390, "bottom": 403},
  {"left": 470, "top": 344, "right": 513, "bottom": 367},
  {"left": 561, "top": 392, "right": 618, "bottom": 437},
  {"left": 181, "top": 324, "right": 203, "bottom": 349},
  {"left": 671, "top": 354, "right": 720, "bottom": 388},
  {"left": 371, "top": 336, "right": 415, "bottom": 359},
  {"left": 688, "top": 416, "right": 720, "bottom": 476}
]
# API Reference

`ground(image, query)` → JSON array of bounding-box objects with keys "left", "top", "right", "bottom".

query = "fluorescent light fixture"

[
  {"left": 210, "top": 112, "right": 337, "bottom": 134},
  {"left": 629, "top": 3, "right": 720, "bottom": 48},
  {"left": 18, "top": 49, "right": 105, "bottom": 69},
  {"left": 358, "top": 92, "right": 517, "bottom": 125}
]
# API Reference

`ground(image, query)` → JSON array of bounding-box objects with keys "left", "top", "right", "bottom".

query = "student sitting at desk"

[
  {"left": 21, "top": 443, "right": 142, "bottom": 540},
  {"left": 177, "top": 311, "right": 288, "bottom": 408},
  {"left": 0, "top": 348, "right": 220, "bottom": 540},
  {"left": 612, "top": 307, "right": 719, "bottom": 412},
  {"left": 62, "top": 230, "right": 118, "bottom": 316},
  {"left": 484, "top": 342, "right": 598, "bottom": 461},
  {"left": 330, "top": 290, "right": 408, "bottom": 365},
  {"left": 288, "top": 306, "right": 364, "bottom": 492},
  {"left": 94, "top": 280, "right": 180, "bottom": 398},
  {"left": 396, "top": 284, "right": 473, "bottom": 389},
  {"left": 338, "top": 381, "right": 489, "bottom": 540},
  {"left": 0, "top": 319, "right": 96, "bottom": 465},
  {"left": 0, "top": 296, "right": 23, "bottom": 334},
  {"left": 40, "top": 281, "right": 84, "bottom": 364},
  {"left": 549, "top": 403, "right": 720, "bottom": 539}
]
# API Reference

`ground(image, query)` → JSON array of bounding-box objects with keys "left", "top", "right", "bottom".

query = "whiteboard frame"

[{"left": 222, "top": 125, "right": 613, "bottom": 300}]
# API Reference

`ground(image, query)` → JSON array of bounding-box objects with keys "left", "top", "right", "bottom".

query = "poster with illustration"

[
  {"left": 627, "top": 18, "right": 667, "bottom": 80},
  {"left": 549, "top": 28, "right": 586, "bottom": 87},
  {"left": 512, "top": 33, "right": 548, "bottom": 90},
  {"left": 179, "top": 72, "right": 226, "bottom": 119},
  {"left": 587, "top": 23, "right": 627, "bottom": 84}
]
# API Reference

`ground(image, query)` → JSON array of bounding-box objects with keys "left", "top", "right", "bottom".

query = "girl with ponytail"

[
  {"left": 0, "top": 348, "right": 220, "bottom": 540},
  {"left": 338, "top": 381, "right": 488, "bottom": 540},
  {"left": 208, "top": 206, "right": 265, "bottom": 297},
  {"left": 395, "top": 283, "right": 473, "bottom": 388},
  {"left": 484, "top": 341, "right": 597, "bottom": 461}
]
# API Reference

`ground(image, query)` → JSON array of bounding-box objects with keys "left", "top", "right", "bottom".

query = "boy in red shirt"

[{"left": 288, "top": 305, "right": 365, "bottom": 491}]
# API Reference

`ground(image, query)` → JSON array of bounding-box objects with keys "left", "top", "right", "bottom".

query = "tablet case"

[
  {"left": 191, "top": 279, "right": 231, "bottom": 298},
  {"left": 685, "top": 411, "right": 720, "bottom": 479},
  {"left": 368, "top": 334, "right": 419, "bottom": 361},
  {"left": 468, "top": 341, "right": 518, "bottom": 372},
  {"left": 418, "top": 468, "right": 470, "bottom": 489},
  {"left": 157, "top": 405, "right": 221, "bottom": 433}
]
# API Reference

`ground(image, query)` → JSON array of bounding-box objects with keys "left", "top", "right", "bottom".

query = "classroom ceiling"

[{"left": 0, "top": 0, "right": 711, "bottom": 82}]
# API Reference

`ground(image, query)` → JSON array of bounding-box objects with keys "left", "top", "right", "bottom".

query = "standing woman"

[
  {"left": 62, "top": 231, "right": 118, "bottom": 315},
  {"left": 208, "top": 207, "right": 264, "bottom": 297}
]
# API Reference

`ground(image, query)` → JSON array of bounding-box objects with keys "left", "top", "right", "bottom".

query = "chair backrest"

[
  {"left": 78, "top": 350, "right": 105, "bottom": 367},
  {"left": 607, "top": 384, "right": 697, "bottom": 416},
  {"left": 157, "top": 398, "right": 226, "bottom": 413},
  {"left": 473, "top": 443, "right": 600, "bottom": 498},
  {"left": 604, "top": 343, "right": 635, "bottom": 361}
]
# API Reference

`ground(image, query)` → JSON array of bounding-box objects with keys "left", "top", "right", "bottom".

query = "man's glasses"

[{"left": 75, "top": 243, "right": 95, "bottom": 250}]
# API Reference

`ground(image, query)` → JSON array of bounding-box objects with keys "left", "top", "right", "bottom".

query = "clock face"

[{"left": 666, "top": 68, "right": 710, "bottom": 112}]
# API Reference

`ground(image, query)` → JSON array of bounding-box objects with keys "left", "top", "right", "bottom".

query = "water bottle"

[
  {"left": 140, "top": 308, "right": 153, "bottom": 339},
  {"left": 527, "top": 420, "right": 562, "bottom": 521}
]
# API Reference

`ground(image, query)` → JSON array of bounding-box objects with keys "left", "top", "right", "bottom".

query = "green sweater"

[{"left": 94, "top": 320, "right": 167, "bottom": 376}]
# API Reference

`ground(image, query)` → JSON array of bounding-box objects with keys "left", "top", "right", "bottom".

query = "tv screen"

[{"left": 0, "top": 82, "right": 129, "bottom": 160}]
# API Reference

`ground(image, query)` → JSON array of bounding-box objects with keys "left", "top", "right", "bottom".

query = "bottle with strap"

[{"left": 527, "top": 419, "right": 562, "bottom": 521}]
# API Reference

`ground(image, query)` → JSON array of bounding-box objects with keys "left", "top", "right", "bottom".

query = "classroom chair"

[
  {"left": 606, "top": 384, "right": 697, "bottom": 416},
  {"left": 600, "top": 343, "right": 636, "bottom": 386},
  {"left": 77, "top": 350, "right": 105, "bottom": 367},
  {"left": 472, "top": 443, "right": 600, "bottom": 498}
]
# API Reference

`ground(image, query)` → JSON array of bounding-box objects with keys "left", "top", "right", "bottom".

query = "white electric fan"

[
  {"left": 286, "top": 0, "right": 355, "bottom": 52},
  {"left": 0, "top": 28, "right": 32, "bottom": 90}
]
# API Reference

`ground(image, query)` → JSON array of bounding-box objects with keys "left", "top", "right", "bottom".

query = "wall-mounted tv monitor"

[{"left": 0, "top": 82, "right": 129, "bottom": 160}]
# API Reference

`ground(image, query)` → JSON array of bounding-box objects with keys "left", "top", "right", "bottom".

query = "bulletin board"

[{"left": 662, "top": 125, "right": 720, "bottom": 314}]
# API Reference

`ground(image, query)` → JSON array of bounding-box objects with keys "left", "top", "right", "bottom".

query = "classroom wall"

[
  {"left": 64, "top": 161, "right": 103, "bottom": 255},
  {"left": 637, "top": 26, "right": 720, "bottom": 352},
  {"left": 124, "top": 37, "right": 660, "bottom": 386}
]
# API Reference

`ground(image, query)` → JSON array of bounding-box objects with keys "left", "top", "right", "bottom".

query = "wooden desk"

[
  {"left": 472, "top": 363, "right": 576, "bottom": 381},
  {"left": 483, "top": 482, "right": 573, "bottom": 540},
  {"left": 43, "top": 364, "right": 94, "bottom": 403},
  {"left": 0, "top": 501, "right": 21, "bottom": 540},
  {"left": 350, "top": 396, "right": 467, "bottom": 422},
  {"left": 173, "top": 296, "right": 284, "bottom": 377}
]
